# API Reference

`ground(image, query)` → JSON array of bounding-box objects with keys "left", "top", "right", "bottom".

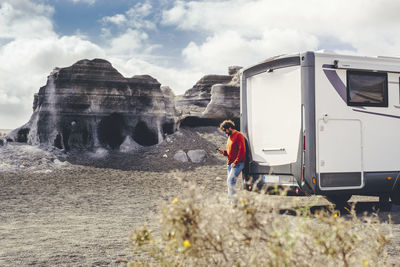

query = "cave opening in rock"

[
  {"left": 61, "top": 125, "right": 71, "bottom": 150},
  {"left": 17, "top": 128, "right": 30, "bottom": 143},
  {"left": 98, "top": 113, "right": 125, "bottom": 149},
  {"left": 60, "top": 119, "right": 90, "bottom": 150},
  {"left": 162, "top": 121, "right": 175, "bottom": 135},
  {"left": 54, "top": 133, "right": 63, "bottom": 149},
  {"left": 133, "top": 121, "right": 158, "bottom": 146}
]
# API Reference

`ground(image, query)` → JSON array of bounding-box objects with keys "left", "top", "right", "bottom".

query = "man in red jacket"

[{"left": 218, "top": 120, "right": 246, "bottom": 204}]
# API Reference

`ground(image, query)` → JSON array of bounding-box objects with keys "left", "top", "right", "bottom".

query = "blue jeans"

[{"left": 227, "top": 162, "right": 245, "bottom": 204}]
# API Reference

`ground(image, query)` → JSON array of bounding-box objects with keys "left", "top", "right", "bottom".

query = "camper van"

[{"left": 240, "top": 51, "right": 400, "bottom": 205}]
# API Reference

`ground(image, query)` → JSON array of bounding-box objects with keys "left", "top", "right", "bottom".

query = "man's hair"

[{"left": 220, "top": 120, "right": 235, "bottom": 130}]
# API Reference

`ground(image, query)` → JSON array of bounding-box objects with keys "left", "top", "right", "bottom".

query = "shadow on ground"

[{"left": 279, "top": 201, "right": 400, "bottom": 224}]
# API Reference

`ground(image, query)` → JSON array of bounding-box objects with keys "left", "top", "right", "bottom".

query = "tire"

[
  {"left": 242, "top": 173, "right": 253, "bottom": 191},
  {"left": 242, "top": 174, "right": 264, "bottom": 192},
  {"left": 390, "top": 190, "right": 400, "bottom": 205},
  {"left": 379, "top": 194, "right": 392, "bottom": 211},
  {"left": 326, "top": 194, "right": 352, "bottom": 207}
]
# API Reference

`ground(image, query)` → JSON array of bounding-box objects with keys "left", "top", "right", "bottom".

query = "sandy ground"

[
  {"left": 0, "top": 166, "right": 227, "bottom": 266},
  {"left": 0, "top": 126, "right": 400, "bottom": 266}
]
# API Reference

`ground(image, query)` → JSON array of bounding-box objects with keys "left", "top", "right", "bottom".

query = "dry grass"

[{"left": 128, "top": 185, "right": 390, "bottom": 267}]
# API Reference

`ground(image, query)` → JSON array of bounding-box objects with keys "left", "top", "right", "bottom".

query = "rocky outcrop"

[
  {"left": 178, "top": 66, "right": 242, "bottom": 127},
  {"left": 8, "top": 59, "right": 178, "bottom": 150},
  {"left": 176, "top": 74, "right": 233, "bottom": 117},
  {"left": 202, "top": 84, "right": 240, "bottom": 119}
]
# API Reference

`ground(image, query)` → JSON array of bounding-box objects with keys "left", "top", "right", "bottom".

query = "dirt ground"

[{"left": 0, "top": 126, "right": 399, "bottom": 266}]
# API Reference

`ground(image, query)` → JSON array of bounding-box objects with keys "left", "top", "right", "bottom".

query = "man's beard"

[{"left": 227, "top": 129, "right": 232, "bottom": 136}]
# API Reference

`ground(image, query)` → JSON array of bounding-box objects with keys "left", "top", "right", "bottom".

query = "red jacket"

[{"left": 223, "top": 129, "right": 246, "bottom": 165}]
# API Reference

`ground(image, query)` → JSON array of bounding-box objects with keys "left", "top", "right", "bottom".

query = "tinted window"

[{"left": 347, "top": 70, "right": 388, "bottom": 107}]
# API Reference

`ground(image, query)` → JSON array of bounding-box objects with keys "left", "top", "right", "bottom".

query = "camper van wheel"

[
  {"left": 378, "top": 194, "right": 391, "bottom": 211},
  {"left": 242, "top": 173, "right": 252, "bottom": 191},
  {"left": 390, "top": 191, "right": 400, "bottom": 205},
  {"left": 326, "top": 194, "right": 351, "bottom": 207},
  {"left": 242, "top": 174, "right": 261, "bottom": 192}
]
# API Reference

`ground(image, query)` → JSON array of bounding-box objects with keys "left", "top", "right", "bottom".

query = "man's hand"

[{"left": 231, "top": 163, "right": 236, "bottom": 168}]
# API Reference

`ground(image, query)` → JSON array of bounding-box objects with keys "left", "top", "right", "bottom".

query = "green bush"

[{"left": 128, "top": 185, "right": 390, "bottom": 267}]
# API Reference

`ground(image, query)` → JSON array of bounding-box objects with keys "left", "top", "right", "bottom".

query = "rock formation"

[
  {"left": 7, "top": 58, "right": 244, "bottom": 152},
  {"left": 202, "top": 84, "right": 240, "bottom": 119},
  {"left": 178, "top": 66, "right": 242, "bottom": 127},
  {"left": 8, "top": 59, "right": 178, "bottom": 150},
  {"left": 175, "top": 74, "right": 233, "bottom": 116}
]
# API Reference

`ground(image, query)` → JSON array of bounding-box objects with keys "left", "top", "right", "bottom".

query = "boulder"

[
  {"left": 173, "top": 150, "right": 188, "bottom": 163},
  {"left": 187, "top": 149, "right": 206, "bottom": 163},
  {"left": 8, "top": 59, "right": 178, "bottom": 150}
]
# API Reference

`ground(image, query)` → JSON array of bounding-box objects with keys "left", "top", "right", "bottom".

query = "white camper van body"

[{"left": 240, "top": 51, "right": 400, "bottom": 200}]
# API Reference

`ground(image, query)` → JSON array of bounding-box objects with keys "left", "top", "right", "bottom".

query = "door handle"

[{"left": 262, "top": 148, "right": 286, "bottom": 152}]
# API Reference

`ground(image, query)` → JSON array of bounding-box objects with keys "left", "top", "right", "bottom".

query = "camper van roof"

[
  {"left": 262, "top": 50, "right": 400, "bottom": 61},
  {"left": 243, "top": 51, "right": 400, "bottom": 75},
  {"left": 262, "top": 53, "right": 299, "bottom": 62}
]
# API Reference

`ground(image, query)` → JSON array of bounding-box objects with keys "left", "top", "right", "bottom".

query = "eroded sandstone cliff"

[
  {"left": 177, "top": 66, "right": 242, "bottom": 127},
  {"left": 9, "top": 59, "right": 177, "bottom": 150}
]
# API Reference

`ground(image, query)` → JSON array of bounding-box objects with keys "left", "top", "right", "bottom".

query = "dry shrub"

[{"left": 128, "top": 185, "right": 390, "bottom": 267}]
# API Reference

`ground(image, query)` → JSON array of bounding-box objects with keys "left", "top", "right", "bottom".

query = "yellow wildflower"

[
  {"left": 183, "top": 240, "right": 191, "bottom": 248},
  {"left": 363, "top": 261, "right": 368, "bottom": 266},
  {"left": 334, "top": 213, "right": 338, "bottom": 218},
  {"left": 172, "top": 198, "right": 178, "bottom": 204}
]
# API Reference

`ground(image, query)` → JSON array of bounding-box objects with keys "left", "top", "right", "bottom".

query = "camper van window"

[{"left": 346, "top": 70, "right": 388, "bottom": 107}]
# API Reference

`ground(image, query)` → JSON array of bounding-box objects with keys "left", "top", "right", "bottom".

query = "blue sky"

[
  {"left": 50, "top": 1, "right": 190, "bottom": 55},
  {"left": 49, "top": 0, "right": 198, "bottom": 66},
  {"left": 52, "top": 1, "right": 135, "bottom": 36},
  {"left": 1, "top": 0, "right": 400, "bottom": 128}
]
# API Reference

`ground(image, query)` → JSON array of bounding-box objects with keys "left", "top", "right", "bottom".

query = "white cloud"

[
  {"left": 106, "top": 28, "right": 151, "bottom": 56},
  {"left": 182, "top": 29, "right": 319, "bottom": 73},
  {"left": 100, "top": 1, "right": 159, "bottom": 60},
  {"left": 126, "top": 1, "right": 152, "bottom": 18},
  {"left": 0, "top": 0, "right": 55, "bottom": 39},
  {"left": 164, "top": 0, "right": 400, "bottom": 58},
  {"left": 101, "top": 0, "right": 156, "bottom": 30},
  {"left": 102, "top": 14, "right": 127, "bottom": 26},
  {"left": 125, "top": 0, "right": 155, "bottom": 30}
]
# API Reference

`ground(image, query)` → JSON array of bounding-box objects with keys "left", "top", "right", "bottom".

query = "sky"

[{"left": 1, "top": 0, "right": 400, "bottom": 129}]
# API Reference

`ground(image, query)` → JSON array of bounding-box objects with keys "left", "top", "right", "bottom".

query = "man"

[{"left": 218, "top": 120, "right": 246, "bottom": 204}]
